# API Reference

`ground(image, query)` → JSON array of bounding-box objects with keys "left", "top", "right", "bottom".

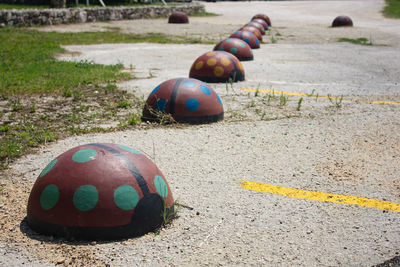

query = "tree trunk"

[{"left": 50, "top": 0, "right": 66, "bottom": 8}]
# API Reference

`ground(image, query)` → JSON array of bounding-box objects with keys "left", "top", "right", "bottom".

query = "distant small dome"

[
  {"left": 168, "top": 12, "right": 189, "bottom": 24},
  {"left": 332, "top": 16, "right": 353, "bottom": 27}
]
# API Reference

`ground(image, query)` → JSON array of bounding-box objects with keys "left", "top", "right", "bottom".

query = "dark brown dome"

[
  {"left": 332, "top": 16, "right": 353, "bottom": 27},
  {"left": 168, "top": 11, "right": 189, "bottom": 24}
]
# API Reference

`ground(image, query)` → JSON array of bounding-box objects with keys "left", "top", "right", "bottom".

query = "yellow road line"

[
  {"left": 241, "top": 88, "right": 400, "bottom": 106},
  {"left": 240, "top": 180, "right": 400, "bottom": 213}
]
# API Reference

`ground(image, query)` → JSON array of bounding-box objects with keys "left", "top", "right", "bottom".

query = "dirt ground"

[{"left": 1, "top": 1, "right": 400, "bottom": 266}]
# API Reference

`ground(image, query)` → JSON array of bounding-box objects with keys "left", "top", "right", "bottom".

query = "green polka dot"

[
  {"left": 218, "top": 47, "right": 224, "bottom": 51},
  {"left": 239, "top": 42, "right": 246, "bottom": 48},
  {"left": 73, "top": 185, "right": 98, "bottom": 211},
  {"left": 39, "top": 159, "right": 57, "bottom": 178},
  {"left": 226, "top": 38, "right": 232, "bottom": 42},
  {"left": 114, "top": 185, "right": 139, "bottom": 210},
  {"left": 72, "top": 149, "right": 97, "bottom": 163},
  {"left": 118, "top": 145, "right": 141, "bottom": 154},
  {"left": 229, "top": 47, "right": 238, "bottom": 54},
  {"left": 40, "top": 184, "right": 59, "bottom": 210},
  {"left": 154, "top": 175, "right": 168, "bottom": 198}
]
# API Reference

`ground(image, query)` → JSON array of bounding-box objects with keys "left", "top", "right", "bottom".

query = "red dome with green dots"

[
  {"left": 252, "top": 14, "right": 271, "bottom": 27},
  {"left": 252, "top": 18, "right": 269, "bottom": 30},
  {"left": 27, "top": 143, "right": 174, "bottom": 240},
  {"left": 213, "top": 38, "right": 253, "bottom": 61},
  {"left": 332, "top": 16, "right": 353, "bottom": 27},
  {"left": 168, "top": 11, "right": 189, "bottom": 24},
  {"left": 244, "top": 22, "right": 265, "bottom": 35},
  {"left": 240, "top": 26, "right": 262, "bottom": 41},
  {"left": 142, "top": 78, "right": 224, "bottom": 124},
  {"left": 230, "top": 30, "right": 260, "bottom": 49},
  {"left": 189, "top": 51, "right": 245, "bottom": 83}
]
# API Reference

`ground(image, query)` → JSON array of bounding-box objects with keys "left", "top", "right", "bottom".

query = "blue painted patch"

[
  {"left": 156, "top": 99, "right": 167, "bottom": 111},
  {"left": 151, "top": 84, "right": 161, "bottom": 95},
  {"left": 185, "top": 98, "right": 199, "bottom": 111},
  {"left": 200, "top": 85, "right": 211, "bottom": 95},
  {"left": 216, "top": 94, "right": 222, "bottom": 105},
  {"left": 244, "top": 38, "right": 250, "bottom": 44},
  {"left": 182, "top": 80, "right": 196, "bottom": 88},
  {"left": 255, "top": 39, "right": 259, "bottom": 45}
]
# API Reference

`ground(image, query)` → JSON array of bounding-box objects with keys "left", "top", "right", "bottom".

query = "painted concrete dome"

[
  {"left": 27, "top": 143, "right": 174, "bottom": 240},
  {"left": 240, "top": 26, "right": 263, "bottom": 41},
  {"left": 230, "top": 30, "right": 260, "bottom": 49},
  {"left": 142, "top": 78, "right": 224, "bottom": 124},
  {"left": 168, "top": 12, "right": 189, "bottom": 24},
  {"left": 332, "top": 16, "right": 353, "bottom": 27},
  {"left": 213, "top": 38, "right": 253, "bottom": 61},
  {"left": 252, "top": 14, "right": 271, "bottom": 27},
  {"left": 189, "top": 51, "right": 245, "bottom": 83},
  {"left": 252, "top": 18, "right": 269, "bottom": 31},
  {"left": 244, "top": 22, "right": 265, "bottom": 35}
]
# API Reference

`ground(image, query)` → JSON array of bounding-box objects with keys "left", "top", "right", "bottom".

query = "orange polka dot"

[
  {"left": 220, "top": 57, "right": 231, "bottom": 66},
  {"left": 214, "top": 66, "right": 224, "bottom": 77},
  {"left": 238, "top": 62, "right": 244, "bottom": 70},
  {"left": 206, "top": 52, "right": 216, "bottom": 57},
  {"left": 207, "top": 58, "right": 217, "bottom": 66},
  {"left": 195, "top": 61, "right": 204, "bottom": 70}
]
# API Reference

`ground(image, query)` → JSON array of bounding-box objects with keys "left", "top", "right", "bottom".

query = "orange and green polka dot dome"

[
  {"left": 189, "top": 51, "right": 245, "bottom": 83},
  {"left": 27, "top": 143, "right": 174, "bottom": 240}
]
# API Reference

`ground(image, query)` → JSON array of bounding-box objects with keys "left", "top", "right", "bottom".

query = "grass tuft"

[
  {"left": 0, "top": 27, "right": 212, "bottom": 169},
  {"left": 190, "top": 11, "right": 220, "bottom": 17},
  {"left": 338, "top": 37, "right": 373, "bottom": 46},
  {"left": 384, "top": 0, "right": 400, "bottom": 18}
]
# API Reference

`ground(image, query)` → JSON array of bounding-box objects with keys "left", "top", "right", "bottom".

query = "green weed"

[
  {"left": 279, "top": 94, "right": 288, "bottom": 106},
  {"left": 384, "top": 0, "right": 400, "bottom": 18},
  {"left": 117, "top": 100, "right": 131, "bottom": 108},
  {"left": 338, "top": 37, "right": 373, "bottom": 46},
  {"left": 297, "top": 97, "right": 303, "bottom": 111},
  {"left": 327, "top": 94, "right": 343, "bottom": 108},
  {"left": 190, "top": 11, "right": 220, "bottom": 17}
]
